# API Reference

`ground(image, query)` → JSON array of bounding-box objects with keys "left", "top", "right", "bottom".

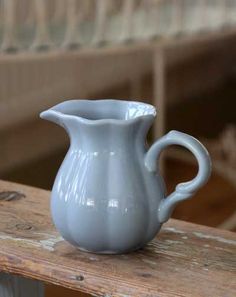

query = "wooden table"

[{"left": 0, "top": 179, "right": 235, "bottom": 297}]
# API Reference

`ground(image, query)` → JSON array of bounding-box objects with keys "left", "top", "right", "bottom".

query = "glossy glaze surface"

[{"left": 40, "top": 99, "right": 211, "bottom": 254}]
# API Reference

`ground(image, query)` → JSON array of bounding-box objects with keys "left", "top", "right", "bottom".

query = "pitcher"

[{"left": 40, "top": 99, "right": 211, "bottom": 254}]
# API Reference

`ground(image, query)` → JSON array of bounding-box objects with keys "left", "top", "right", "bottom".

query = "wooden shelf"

[{"left": 0, "top": 179, "right": 235, "bottom": 296}]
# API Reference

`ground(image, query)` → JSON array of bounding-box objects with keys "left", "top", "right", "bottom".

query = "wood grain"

[{"left": 0, "top": 179, "right": 235, "bottom": 297}]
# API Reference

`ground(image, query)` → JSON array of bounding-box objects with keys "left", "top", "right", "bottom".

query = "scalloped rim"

[{"left": 40, "top": 99, "right": 157, "bottom": 125}]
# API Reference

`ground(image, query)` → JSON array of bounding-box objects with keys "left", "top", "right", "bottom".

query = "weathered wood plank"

[
  {"left": 0, "top": 179, "right": 235, "bottom": 297},
  {"left": 0, "top": 272, "right": 44, "bottom": 297}
]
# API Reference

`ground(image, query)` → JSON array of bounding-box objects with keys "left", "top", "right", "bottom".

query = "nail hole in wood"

[
  {"left": 75, "top": 275, "right": 84, "bottom": 281},
  {"left": 0, "top": 191, "right": 26, "bottom": 201}
]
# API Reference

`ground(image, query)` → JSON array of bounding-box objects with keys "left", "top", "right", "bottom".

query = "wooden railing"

[{"left": 0, "top": 0, "right": 236, "bottom": 53}]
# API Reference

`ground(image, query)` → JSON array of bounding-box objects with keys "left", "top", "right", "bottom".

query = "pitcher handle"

[{"left": 144, "top": 130, "right": 211, "bottom": 223}]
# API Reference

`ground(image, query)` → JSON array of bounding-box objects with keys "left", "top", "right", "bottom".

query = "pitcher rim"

[{"left": 41, "top": 99, "right": 157, "bottom": 125}]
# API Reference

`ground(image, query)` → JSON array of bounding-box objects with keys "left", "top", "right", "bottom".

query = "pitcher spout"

[{"left": 40, "top": 109, "right": 63, "bottom": 126}]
